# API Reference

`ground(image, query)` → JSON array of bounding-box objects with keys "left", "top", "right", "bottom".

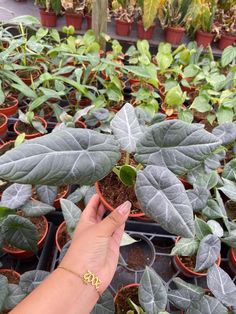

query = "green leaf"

[
  {"left": 207, "top": 220, "right": 224, "bottom": 238},
  {"left": 120, "top": 233, "right": 138, "bottom": 247},
  {"left": 186, "top": 295, "right": 228, "bottom": 314},
  {"left": 36, "top": 185, "right": 58, "bottom": 206},
  {"left": 191, "top": 96, "right": 211, "bottom": 113},
  {"left": 4, "top": 284, "right": 26, "bottom": 310},
  {"left": 60, "top": 199, "right": 81, "bottom": 235},
  {"left": 22, "top": 200, "right": 55, "bottom": 217},
  {"left": 0, "top": 207, "right": 16, "bottom": 220},
  {"left": 0, "top": 275, "right": 8, "bottom": 311},
  {"left": 219, "top": 183, "right": 236, "bottom": 202},
  {"left": 119, "top": 165, "right": 137, "bottom": 187},
  {"left": 171, "top": 238, "right": 199, "bottom": 256},
  {"left": 216, "top": 107, "right": 234, "bottom": 124},
  {"left": 221, "top": 46, "right": 236, "bottom": 67},
  {"left": 10, "top": 15, "right": 40, "bottom": 25},
  {"left": 195, "top": 217, "right": 212, "bottom": 241},
  {"left": 19, "top": 270, "right": 49, "bottom": 294},
  {"left": 222, "top": 159, "right": 236, "bottom": 181},
  {"left": 143, "top": 0, "right": 159, "bottom": 29},
  {"left": 178, "top": 108, "right": 193, "bottom": 124},
  {"left": 165, "top": 85, "right": 185, "bottom": 107},
  {"left": 1, "top": 183, "right": 32, "bottom": 210},
  {"left": 1, "top": 215, "right": 38, "bottom": 253},
  {"left": 194, "top": 171, "right": 218, "bottom": 190}
]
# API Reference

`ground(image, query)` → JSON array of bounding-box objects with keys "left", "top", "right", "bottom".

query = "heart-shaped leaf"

[
  {"left": 207, "top": 220, "right": 224, "bottom": 238},
  {"left": 60, "top": 199, "right": 82, "bottom": 235},
  {"left": 219, "top": 183, "right": 236, "bottom": 202},
  {"left": 0, "top": 275, "right": 8, "bottom": 311},
  {"left": 21, "top": 200, "right": 55, "bottom": 217},
  {"left": 1, "top": 184, "right": 32, "bottom": 210},
  {"left": 172, "top": 278, "right": 205, "bottom": 296},
  {"left": 135, "top": 120, "right": 221, "bottom": 176},
  {"left": 187, "top": 188, "right": 210, "bottom": 212},
  {"left": 168, "top": 288, "right": 202, "bottom": 310},
  {"left": 222, "top": 158, "right": 236, "bottom": 181},
  {"left": 171, "top": 238, "right": 199, "bottom": 256},
  {"left": 1, "top": 215, "right": 38, "bottom": 252},
  {"left": 207, "top": 264, "right": 236, "bottom": 307},
  {"left": 36, "top": 185, "right": 58, "bottom": 206},
  {"left": 91, "top": 289, "right": 115, "bottom": 314},
  {"left": 194, "top": 172, "right": 219, "bottom": 190},
  {"left": 195, "top": 235, "right": 221, "bottom": 272},
  {"left": 4, "top": 284, "right": 26, "bottom": 310},
  {"left": 195, "top": 217, "right": 212, "bottom": 241},
  {"left": 135, "top": 166, "right": 195, "bottom": 238},
  {"left": 186, "top": 295, "right": 228, "bottom": 314},
  {"left": 139, "top": 267, "right": 167, "bottom": 314},
  {"left": 119, "top": 165, "right": 137, "bottom": 187},
  {"left": 111, "top": 103, "right": 142, "bottom": 153},
  {"left": 0, "top": 128, "right": 120, "bottom": 186},
  {"left": 19, "top": 270, "right": 50, "bottom": 294},
  {"left": 212, "top": 123, "right": 236, "bottom": 145}
]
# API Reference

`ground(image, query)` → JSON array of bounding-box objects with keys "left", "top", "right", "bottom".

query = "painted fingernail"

[{"left": 117, "top": 201, "right": 131, "bottom": 215}]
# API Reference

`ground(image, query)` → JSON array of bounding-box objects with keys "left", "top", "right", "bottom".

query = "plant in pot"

[
  {"left": 35, "top": 0, "right": 62, "bottom": 27},
  {"left": 136, "top": 0, "right": 156, "bottom": 40},
  {"left": 61, "top": 0, "right": 85, "bottom": 30},
  {"left": 161, "top": 84, "right": 186, "bottom": 118},
  {"left": 0, "top": 183, "right": 55, "bottom": 258},
  {"left": 213, "top": 4, "right": 236, "bottom": 50},
  {"left": 112, "top": 0, "right": 137, "bottom": 37},
  {"left": 14, "top": 110, "right": 47, "bottom": 140},
  {"left": 186, "top": 0, "right": 217, "bottom": 48},
  {"left": 158, "top": 0, "right": 191, "bottom": 45}
]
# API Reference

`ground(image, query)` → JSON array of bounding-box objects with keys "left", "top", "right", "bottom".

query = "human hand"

[{"left": 60, "top": 194, "right": 131, "bottom": 294}]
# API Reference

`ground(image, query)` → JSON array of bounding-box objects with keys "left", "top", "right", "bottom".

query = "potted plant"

[
  {"left": 61, "top": 0, "right": 85, "bottom": 30},
  {"left": 213, "top": 4, "right": 236, "bottom": 50},
  {"left": 112, "top": 0, "right": 136, "bottom": 37},
  {"left": 0, "top": 183, "right": 55, "bottom": 258},
  {"left": 84, "top": 0, "right": 92, "bottom": 29},
  {"left": 35, "top": 0, "right": 62, "bottom": 27},
  {"left": 162, "top": 84, "right": 186, "bottom": 118},
  {"left": 136, "top": 0, "right": 156, "bottom": 40},
  {"left": 0, "top": 95, "right": 18, "bottom": 118},
  {"left": 14, "top": 110, "right": 47, "bottom": 139},
  {"left": 186, "top": 0, "right": 217, "bottom": 47},
  {"left": 159, "top": 0, "right": 191, "bottom": 45}
]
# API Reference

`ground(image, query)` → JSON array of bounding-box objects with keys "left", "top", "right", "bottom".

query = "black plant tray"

[
  {"left": 0, "top": 222, "right": 56, "bottom": 274},
  {"left": 46, "top": 214, "right": 236, "bottom": 313}
]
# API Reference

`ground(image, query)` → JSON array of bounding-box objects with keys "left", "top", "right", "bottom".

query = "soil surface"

[
  {"left": 0, "top": 115, "right": 6, "bottom": 126},
  {"left": 180, "top": 255, "right": 207, "bottom": 273},
  {"left": 16, "top": 120, "right": 41, "bottom": 135},
  {"left": 4, "top": 213, "right": 46, "bottom": 252},
  {"left": 0, "top": 270, "right": 19, "bottom": 284},
  {"left": 17, "top": 69, "right": 39, "bottom": 79},
  {"left": 0, "top": 142, "right": 14, "bottom": 156},
  {"left": 99, "top": 152, "right": 141, "bottom": 215},
  {"left": 0, "top": 99, "right": 16, "bottom": 108},
  {"left": 126, "top": 247, "right": 149, "bottom": 270},
  {"left": 58, "top": 224, "right": 71, "bottom": 250},
  {"left": 115, "top": 286, "right": 140, "bottom": 314}
]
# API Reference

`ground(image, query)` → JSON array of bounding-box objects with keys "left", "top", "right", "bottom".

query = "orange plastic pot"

[
  {"left": 173, "top": 237, "right": 221, "bottom": 277},
  {"left": 196, "top": 30, "right": 214, "bottom": 48},
  {"left": 95, "top": 181, "right": 145, "bottom": 218},
  {"left": 16, "top": 69, "right": 40, "bottom": 86},
  {"left": 218, "top": 34, "right": 236, "bottom": 50},
  {"left": 137, "top": 20, "right": 155, "bottom": 40},
  {"left": 0, "top": 113, "right": 8, "bottom": 138},
  {"left": 0, "top": 140, "right": 14, "bottom": 157},
  {"left": 115, "top": 19, "right": 132, "bottom": 37},
  {"left": 229, "top": 248, "right": 236, "bottom": 274},
  {"left": 86, "top": 15, "right": 92, "bottom": 30},
  {"left": 165, "top": 26, "right": 185, "bottom": 45},
  {"left": 65, "top": 12, "right": 83, "bottom": 30},
  {"left": 55, "top": 221, "right": 66, "bottom": 252},
  {"left": 114, "top": 283, "right": 139, "bottom": 304},
  {"left": 14, "top": 116, "right": 47, "bottom": 139},
  {"left": 3, "top": 215, "right": 49, "bottom": 259},
  {"left": 75, "top": 120, "right": 87, "bottom": 129},
  {"left": 39, "top": 9, "right": 57, "bottom": 27},
  {"left": 0, "top": 96, "right": 18, "bottom": 117}
]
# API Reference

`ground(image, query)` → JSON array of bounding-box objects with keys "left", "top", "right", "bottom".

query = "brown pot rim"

[
  {"left": 55, "top": 221, "right": 67, "bottom": 252},
  {"left": 114, "top": 283, "right": 140, "bottom": 304},
  {"left": 196, "top": 30, "right": 214, "bottom": 37},
  {"left": 220, "top": 33, "right": 236, "bottom": 40},
  {"left": 14, "top": 116, "right": 47, "bottom": 138},
  {"left": 115, "top": 19, "right": 133, "bottom": 25},
  {"left": 0, "top": 269, "right": 21, "bottom": 280},
  {"left": 0, "top": 113, "right": 8, "bottom": 128},
  {"left": 166, "top": 26, "right": 185, "bottom": 32},
  {"left": 65, "top": 11, "right": 84, "bottom": 17}
]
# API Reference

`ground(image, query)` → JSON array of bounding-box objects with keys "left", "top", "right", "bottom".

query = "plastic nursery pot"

[
  {"left": 65, "top": 12, "right": 83, "bottom": 30},
  {"left": 195, "top": 30, "right": 215, "bottom": 48},
  {"left": 95, "top": 181, "right": 145, "bottom": 218},
  {"left": 55, "top": 221, "right": 71, "bottom": 252},
  {"left": 16, "top": 69, "right": 40, "bottom": 86},
  {"left": 228, "top": 248, "right": 236, "bottom": 275},
  {"left": 14, "top": 116, "right": 47, "bottom": 140},
  {"left": 120, "top": 234, "right": 156, "bottom": 272},
  {"left": 165, "top": 26, "right": 185, "bottom": 45},
  {"left": 86, "top": 15, "right": 92, "bottom": 30},
  {"left": 114, "top": 284, "right": 140, "bottom": 313},
  {"left": 3, "top": 215, "right": 49, "bottom": 259},
  {"left": 0, "top": 140, "right": 14, "bottom": 156},
  {"left": 115, "top": 19, "right": 132, "bottom": 37},
  {"left": 173, "top": 237, "right": 221, "bottom": 277},
  {"left": 39, "top": 9, "right": 57, "bottom": 27},
  {"left": 0, "top": 113, "right": 8, "bottom": 139},
  {"left": 0, "top": 269, "right": 20, "bottom": 284},
  {"left": 0, "top": 96, "right": 18, "bottom": 117},
  {"left": 75, "top": 120, "right": 87, "bottom": 129},
  {"left": 218, "top": 34, "right": 236, "bottom": 50},
  {"left": 137, "top": 20, "right": 155, "bottom": 40}
]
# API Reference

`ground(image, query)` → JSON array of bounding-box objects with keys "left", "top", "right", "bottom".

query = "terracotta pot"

[
  {"left": 79, "top": 98, "right": 92, "bottom": 108},
  {"left": 55, "top": 221, "right": 66, "bottom": 252},
  {"left": 114, "top": 284, "right": 139, "bottom": 309},
  {"left": 65, "top": 12, "right": 83, "bottom": 30},
  {"left": 115, "top": 19, "right": 132, "bottom": 37},
  {"left": 0, "top": 140, "right": 14, "bottom": 156},
  {"left": 128, "top": 77, "right": 140, "bottom": 87},
  {"left": 196, "top": 30, "right": 214, "bottom": 48},
  {"left": 137, "top": 20, "right": 155, "bottom": 40},
  {"left": 165, "top": 26, "right": 185, "bottom": 45},
  {"left": 14, "top": 116, "right": 47, "bottom": 139},
  {"left": 131, "top": 82, "right": 154, "bottom": 93},
  {"left": 86, "top": 15, "right": 92, "bottom": 30},
  {"left": 173, "top": 237, "right": 221, "bottom": 277},
  {"left": 3, "top": 215, "right": 49, "bottom": 259},
  {"left": 0, "top": 269, "right": 20, "bottom": 283},
  {"left": 16, "top": 69, "right": 40, "bottom": 86},
  {"left": 218, "top": 34, "right": 236, "bottom": 50},
  {"left": 75, "top": 120, "right": 87, "bottom": 129},
  {"left": 95, "top": 181, "right": 145, "bottom": 218},
  {"left": 0, "top": 96, "right": 18, "bottom": 117},
  {"left": 228, "top": 248, "right": 236, "bottom": 274},
  {"left": 39, "top": 9, "right": 57, "bottom": 27},
  {"left": 0, "top": 113, "right": 8, "bottom": 138}
]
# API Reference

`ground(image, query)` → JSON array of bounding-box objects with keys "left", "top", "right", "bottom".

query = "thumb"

[{"left": 97, "top": 201, "right": 131, "bottom": 237}]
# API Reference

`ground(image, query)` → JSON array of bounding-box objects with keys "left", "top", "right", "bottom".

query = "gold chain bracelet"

[{"left": 57, "top": 266, "right": 102, "bottom": 297}]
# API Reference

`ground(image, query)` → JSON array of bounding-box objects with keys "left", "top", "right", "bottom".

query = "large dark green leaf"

[
  {"left": 22, "top": 200, "right": 55, "bottom": 217},
  {"left": 60, "top": 199, "right": 81, "bottom": 235},
  {"left": 0, "top": 129, "right": 120, "bottom": 186},
  {"left": 1, "top": 215, "right": 38, "bottom": 252},
  {"left": 139, "top": 267, "right": 167, "bottom": 314},
  {"left": 0, "top": 275, "right": 8, "bottom": 311},
  {"left": 135, "top": 120, "right": 221, "bottom": 176},
  {"left": 36, "top": 185, "right": 58, "bottom": 206},
  {"left": 222, "top": 159, "right": 236, "bottom": 181},
  {"left": 4, "top": 284, "right": 26, "bottom": 310},
  {"left": 135, "top": 166, "right": 195, "bottom": 238},
  {"left": 1, "top": 184, "right": 32, "bottom": 210},
  {"left": 186, "top": 295, "right": 228, "bottom": 314},
  {"left": 212, "top": 123, "right": 236, "bottom": 145},
  {"left": 187, "top": 188, "right": 210, "bottom": 212},
  {"left": 19, "top": 270, "right": 50, "bottom": 294}
]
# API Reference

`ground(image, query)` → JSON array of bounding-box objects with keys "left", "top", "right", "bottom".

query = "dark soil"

[
  {"left": 17, "top": 69, "right": 39, "bottom": 79},
  {"left": 99, "top": 152, "right": 141, "bottom": 215},
  {"left": 0, "top": 99, "right": 16, "bottom": 108},
  {"left": 0, "top": 270, "right": 19, "bottom": 284},
  {"left": 58, "top": 224, "right": 71, "bottom": 250},
  {"left": 0, "top": 115, "right": 6, "bottom": 126},
  {"left": 4, "top": 213, "right": 47, "bottom": 252},
  {"left": 226, "top": 200, "right": 236, "bottom": 220},
  {"left": 180, "top": 255, "right": 207, "bottom": 273},
  {"left": 0, "top": 142, "right": 14, "bottom": 156},
  {"left": 16, "top": 120, "right": 41, "bottom": 135},
  {"left": 127, "top": 247, "right": 148, "bottom": 270},
  {"left": 115, "top": 286, "right": 140, "bottom": 314}
]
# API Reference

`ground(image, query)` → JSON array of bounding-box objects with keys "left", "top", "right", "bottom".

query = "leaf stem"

[{"left": 125, "top": 152, "right": 130, "bottom": 165}]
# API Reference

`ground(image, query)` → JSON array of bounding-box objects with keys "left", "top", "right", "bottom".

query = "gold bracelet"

[{"left": 57, "top": 266, "right": 102, "bottom": 297}]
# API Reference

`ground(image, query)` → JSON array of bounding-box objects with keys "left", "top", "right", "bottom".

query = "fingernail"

[{"left": 117, "top": 201, "right": 131, "bottom": 215}]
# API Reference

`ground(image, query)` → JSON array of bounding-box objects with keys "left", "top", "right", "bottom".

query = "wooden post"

[{"left": 92, "top": 0, "right": 108, "bottom": 50}]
